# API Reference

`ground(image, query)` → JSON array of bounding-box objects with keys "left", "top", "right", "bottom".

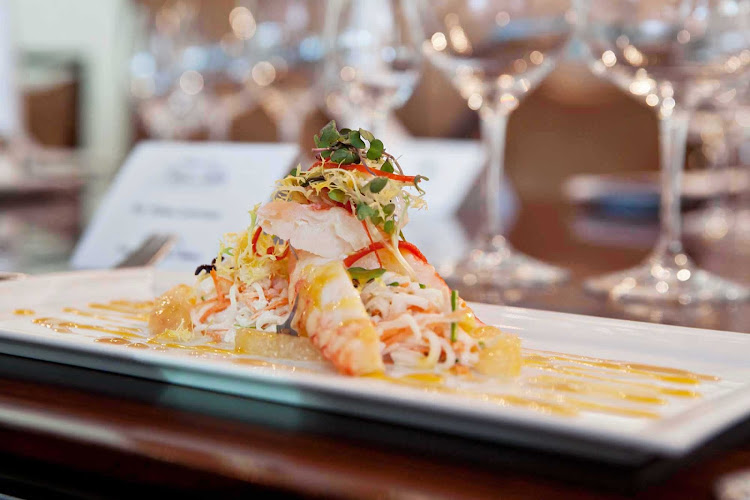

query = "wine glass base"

[
  {"left": 452, "top": 238, "right": 569, "bottom": 289},
  {"left": 584, "top": 256, "right": 750, "bottom": 305}
]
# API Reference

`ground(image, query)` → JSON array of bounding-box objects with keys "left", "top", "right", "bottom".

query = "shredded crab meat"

[
  {"left": 192, "top": 275, "right": 291, "bottom": 341},
  {"left": 358, "top": 271, "right": 479, "bottom": 370}
]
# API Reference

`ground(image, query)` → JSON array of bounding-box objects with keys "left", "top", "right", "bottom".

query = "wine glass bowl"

[
  {"left": 235, "top": 0, "right": 327, "bottom": 143},
  {"left": 584, "top": 0, "right": 750, "bottom": 112},
  {"left": 416, "top": 0, "right": 576, "bottom": 290},
  {"left": 323, "top": 0, "right": 423, "bottom": 137},
  {"left": 423, "top": 1, "right": 573, "bottom": 111},
  {"left": 580, "top": 0, "right": 750, "bottom": 304}
]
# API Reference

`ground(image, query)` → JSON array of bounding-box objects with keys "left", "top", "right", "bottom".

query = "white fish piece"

[{"left": 257, "top": 200, "right": 371, "bottom": 260}]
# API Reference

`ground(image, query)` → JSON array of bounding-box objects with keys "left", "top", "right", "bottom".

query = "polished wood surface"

[{"left": 0, "top": 197, "right": 749, "bottom": 499}]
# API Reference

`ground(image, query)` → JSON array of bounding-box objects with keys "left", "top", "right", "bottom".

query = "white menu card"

[{"left": 71, "top": 141, "right": 299, "bottom": 271}]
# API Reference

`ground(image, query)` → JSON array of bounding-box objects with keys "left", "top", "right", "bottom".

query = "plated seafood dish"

[{"left": 150, "top": 122, "right": 520, "bottom": 377}]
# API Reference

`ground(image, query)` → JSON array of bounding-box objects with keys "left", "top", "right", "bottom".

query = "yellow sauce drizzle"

[
  {"left": 63, "top": 307, "right": 146, "bottom": 323},
  {"left": 18, "top": 299, "right": 722, "bottom": 422},
  {"left": 525, "top": 350, "right": 718, "bottom": 382},
  {"left": 95, "top": 337, "right": 131, "bottom": 345},
  {"left": 367, "top": 372, "right": 445, "bottom": 386},
  {"left": 33, "top": 318, "right": 144, "bottom": 339}
]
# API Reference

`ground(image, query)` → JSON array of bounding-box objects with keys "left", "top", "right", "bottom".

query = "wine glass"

[
  {"left": 415, "top": 0, "right": 576, "bottom": 289},
  {"left": 235, "top": 0, "right": 326, "bottom": 144},
  {"left": 128, "top": 1, "right": 236, "bottom": 140},
  {"left": 321, "top": 0, "right": 423, "bottom": 139},
  {"left": 580, "top": 0, "right": 750, "bottom": 304}
]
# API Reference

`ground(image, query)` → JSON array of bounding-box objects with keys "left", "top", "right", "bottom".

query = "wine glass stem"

[
  {"left": 479, "top": 107, "right": 510, "bottom": 238},
  {"left": 278, "top": 111, "right": 303, "bottom": 145},
  {"left": 366, "top": 107, "right": 389, "bottom": 140},
  {"left": 655, "top": 108, "right": 690, "bottom": 259}
]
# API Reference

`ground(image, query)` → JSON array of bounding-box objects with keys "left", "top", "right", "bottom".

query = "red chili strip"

[
  {"left": 343, "top": 241, "right": 428, "bottom": 268},
  {"left": 310, "top": 160, "right": 418, "bottom": 183}
]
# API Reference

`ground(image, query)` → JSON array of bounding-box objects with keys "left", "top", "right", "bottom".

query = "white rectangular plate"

[{"left": 0, "top": 268, "right": 749, "bottom": 462}]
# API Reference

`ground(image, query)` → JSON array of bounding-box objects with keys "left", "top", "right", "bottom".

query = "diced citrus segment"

[
  {"left": 471, "top": 326, "right": 522, "bottom": 377},
  {"left": 148, "top": 285, "right": 196, "bottom": 335},
  {"left": 235, "top": 328, "right": 325, "bottom": 362}
]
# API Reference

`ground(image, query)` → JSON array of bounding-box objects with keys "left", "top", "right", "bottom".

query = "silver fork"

[
  {"left": 275, "top": 245, "right": 299, "bottom": 336},
  {"left": 0, "top": 233, "right": 178, "bottom": 281},
  {"left": 114, "top": 234, "right": 178, "bottom": 268},
  {"left": 275, "top": 298, "right": 299, "bottom": 336}
]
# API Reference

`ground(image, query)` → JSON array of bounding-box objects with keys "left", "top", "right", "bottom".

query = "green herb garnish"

[
  {"left": 349, "top": 130, "right": 366, "bottom": 149},
  {"left": 356, "top": 202, "right": 377, "bottom": 221},
  {"left": 450, "top": 289, "right": 458, "bottom": 342},
  {"left": 419, "top": 283, "right": 426, "bottom": 289},
  {"left": 367, "top": 139, "right": 384, "bottom": 160},
  {"left": 381, "top": 160, "right": 394, "bottom": 173},
  {"left": 367, "top": 177, "right": 388, "bottom": 193},
  {"left": 347, "top": 267, "right": 386, "bottom": 283},
  {"left": 328, "top": 189, "right": 346, "bottom": 203},
  {"left": 388, "top": 282, "right": 400, "bottom": 287}
]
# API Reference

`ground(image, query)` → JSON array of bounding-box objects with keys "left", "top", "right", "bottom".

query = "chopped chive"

[
  {"left": 388, "top": 282, "right": 400, "bottom": 287},
  {"left": 450, "top": 289, "right": 458, "bottom": 342}
]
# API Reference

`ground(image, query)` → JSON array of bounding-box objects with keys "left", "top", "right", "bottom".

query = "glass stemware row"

[
  {"left": 580, "top": 0, "right": 750, "bottom": 304},
  {"left": 128, "top": 0, "right": 750, "bottom": 305}
]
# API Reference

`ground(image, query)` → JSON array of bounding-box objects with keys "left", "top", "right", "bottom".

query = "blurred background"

[
  {"left": 1, "top": 0, "right": 749, "bottom": 308},
  {"left": 7, "top": 0, "right": 664, "bottom": 193}
]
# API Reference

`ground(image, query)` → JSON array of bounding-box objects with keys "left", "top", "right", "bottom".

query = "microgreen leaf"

[
  {"left": 384, "top": 219, "right": 396, "bottom": 234},
  {"left": 339, "top": 127, "right": 352, "bottom": 136},
  {"left": 381, "top": 160, "right": 394, "bottom": 173},
  {"left": 321, "top": 150, "right": 332, "bottom": 159},
  {"left": 347, "top": 267, "right": 386, "bottom": 282},
  {"left": 356, "top": 202, "right": 377, "bottom": 221},
  {"left": 371, "top": 215, "right": 383, "bottom": 225},
  {"left": 359, "top": 129, "right": 374, "bottom": 142},
  {"left": 367, "top": 177, "right": 388, "bottom": 193},
  {"left": 413, "top": 174, "right": 429, "bottom": 194},
  {"left": 331, "top": 148, "right": 358, "bottom": 164},
  {"left": 349, "top": 130, "right": 366, "bottom": 149},
  {"left": 383, "top": 203, "right": 395, "bottom": 216},
  {"left": 328, "top": 189, "right": 346, "bottom": 203},
  {"left": 318, "top": 120, "right": 340, "bottom": 148},
  {"left": 367, "top": 139, "right": 384, "bottom": 160}
]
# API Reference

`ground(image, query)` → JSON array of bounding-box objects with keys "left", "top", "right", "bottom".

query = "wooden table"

[{"left": 0, "top": 198, "right": 749, "bottom": 499}]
